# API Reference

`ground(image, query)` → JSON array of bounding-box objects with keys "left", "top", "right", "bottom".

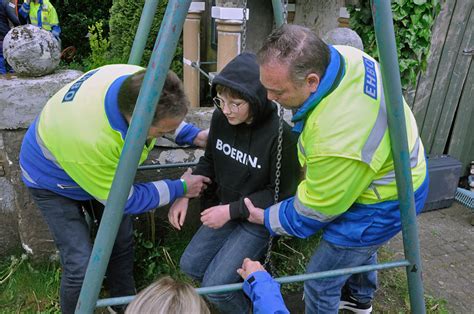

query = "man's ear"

[{"left": 306, "top": 73, "right": 320, "bottom": 93}]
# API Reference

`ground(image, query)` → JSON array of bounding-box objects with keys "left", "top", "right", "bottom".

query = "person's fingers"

[
  {"left": 185, "top": 167, "right": 192, "bottom": 175},
  {"left": 172, "top": 211, "right": 181, "bottom": 230},
  {"left": 199, "top": 175, "right": 212, "bottom": 184},
  {"left": 179, "top": 210, "right": 186, "bottom": 227},
  {"left": 242, "top": 257, "right": 252, "bottom": 267},
  {"left": 244, "top": 198, "right": 254, "bottom": 211},
  {"left": 237, "top": 268, "right": 244, "bottom": 277}
]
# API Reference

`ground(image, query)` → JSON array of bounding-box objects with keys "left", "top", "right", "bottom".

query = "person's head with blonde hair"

[{"left": 125, "top": 276, "right": 210, "bottom": 314}]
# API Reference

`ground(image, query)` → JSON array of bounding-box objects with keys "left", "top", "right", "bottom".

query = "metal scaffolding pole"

[
  {"left": 96, "top": 260, "right": 410, "bottom": 308},
  {"left": 371, "top": 1, "right": 426, "bottom": 313},
  {"left": 271, "top": 0, "right": 285, "bottom": 27},
  {"left": 75, "top": 0, "right": 192, "bottom": 312},
  {"left": 128, "top": 0, "right": 161, "bottom": 65}
]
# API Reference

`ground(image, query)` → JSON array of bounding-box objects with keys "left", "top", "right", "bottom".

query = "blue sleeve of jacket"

[
  {"left": 51, "top": 25, "right": 61, "bottom": 39},
  {"left": 4, "top": 0, "right": 20, "bottom": 26},
  {"left": 18, "top": 2, "right": 29, "bottom": 18},
  {"left": 243, "top": 271, "right": 289, "bottom": 314},
  {"left": 174, "top": 121, "right": 201, "bottom": 146},
  {"left": 123, "top": 179, "right": 184, "bottom": 215},
  {"left": 264, "top": 196, "right": 329, "bottom": 239}
]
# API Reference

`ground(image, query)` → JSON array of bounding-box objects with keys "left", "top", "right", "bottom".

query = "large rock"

[
  {"left": 0, "top": 69, "right": 83, "bottom": 129},
  {"left": 3, "top": 25, "right": 61, "bottom": 77},
  {"left": 323, "top": 27, "right": 364, "bottom": 50}
]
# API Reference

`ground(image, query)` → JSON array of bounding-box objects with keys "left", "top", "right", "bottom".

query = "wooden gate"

[{"left": 407, "top": 0, "right": 473, "bottom": 175}]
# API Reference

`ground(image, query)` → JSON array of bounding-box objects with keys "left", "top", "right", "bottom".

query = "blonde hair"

[{"left": 125, "top": 276, "right": 210, "bottom": 314}]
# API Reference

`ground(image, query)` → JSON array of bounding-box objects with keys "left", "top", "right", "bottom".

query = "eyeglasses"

[{"left": 213, "top": 97, "right": 245, "bottom": 113}]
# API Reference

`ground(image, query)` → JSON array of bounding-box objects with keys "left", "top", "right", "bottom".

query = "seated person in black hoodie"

[{"left": 168, "top": 52, "right": 300, "bottom": 313}]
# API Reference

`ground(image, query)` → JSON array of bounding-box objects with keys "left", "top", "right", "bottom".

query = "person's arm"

[
  {"left": 48, "top": 4, "right": 60, "bottom": 39},
  {"left": 238, "top": 259, "right": 289, "bottom": 314},
  {"left": 169, "top": 121, "right": 208, "bottom": 148},
  {"left": 18, "top": 0, "right": 30, "bottom": 19},
  {"left": 229, "top": 125, "right": 300, "bottom": 220},
  {"left": 262, "top": 157, "right": 376, "bottom": 238},
  {"left": 4, "top": 0, "right": 20, "bottom": 26}
]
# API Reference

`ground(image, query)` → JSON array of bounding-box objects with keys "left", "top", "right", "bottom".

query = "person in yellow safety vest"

[
  {"left": 244, "top": 25, "right": 429, "bottom": 313},
  {"left": 19, "top": 0, "right": 60, "bottom": 40},
  {"left": 19, "top": 64, "right": 211, "bottom": 313}
]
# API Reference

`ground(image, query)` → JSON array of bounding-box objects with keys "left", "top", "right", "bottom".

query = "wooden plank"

[
  {"left": 421, "top": 0, "right": 471, "bottom": 152},
  {"left": 412, "top": 0, "right": 456, "bottom": 132},
  {"left": 447, "top": 59, "right": 474, "bottom": 175},
  {"left": 431, "top": 7, "right": 473, "bottom": 154}
]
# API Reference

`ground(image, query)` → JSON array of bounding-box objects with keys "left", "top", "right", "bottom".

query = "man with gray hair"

[{"left": 244, "top": 24, "right": 428, "bottom": 313}]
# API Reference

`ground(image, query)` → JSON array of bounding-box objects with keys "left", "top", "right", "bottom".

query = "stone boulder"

[
  {"left": 3, "top": 25, "right": 61, "bottom": 77},
  {"left": 323, "top": 27, "right": 364, "bottom": 51}
]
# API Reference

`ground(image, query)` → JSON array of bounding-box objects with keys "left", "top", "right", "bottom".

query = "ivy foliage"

[
  {"left": 108, "top": 0, "right": 183, "bottom": 75},
  {"left": 347, "top": 0, "right": 441, "bottom": 87}
]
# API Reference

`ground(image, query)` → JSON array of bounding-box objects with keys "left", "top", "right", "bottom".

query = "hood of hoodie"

[{"left": 211, "top": 52, "right": 276, "bottom": 126}]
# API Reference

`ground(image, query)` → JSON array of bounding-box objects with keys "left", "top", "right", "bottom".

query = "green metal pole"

[
  {"left": 271, "top": 0, "right": 285, "bottom": 27},
  {"left": 371, "top": 1, "right": 426, "bottom": 313},
  {"left": 96, "top": 260, "right": 410, "bottom": 308},
  {"left": 128, "top": 0, "right": 160, "bottom": 65},
  {"left": 75, "top": 0, "right": 192, "bottom": 312}
]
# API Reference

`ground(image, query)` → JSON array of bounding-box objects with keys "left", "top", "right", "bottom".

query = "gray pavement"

[{"left": 385, "top": 202, "right": 474, "bottom": 313}]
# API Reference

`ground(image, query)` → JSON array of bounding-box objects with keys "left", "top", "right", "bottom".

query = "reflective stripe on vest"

[{"left": 372, "top": 136, "right": 421, "bottom": 186}]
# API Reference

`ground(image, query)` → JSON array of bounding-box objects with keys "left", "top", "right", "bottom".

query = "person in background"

[
  {"left": 19, "top": 0, "right": 60, "bottom": 40},
  {"left": 19, "top": 64, "right": 211, "bottom": 313},
  {"left": 125, "top": 276, "right": 210, "bottom": 314},
  {"left": 168, "top": 52, "right": 299, "bottom": 313},
  {"left": 0, "top": 0, "right": 20, "bottom": 73},
  {"left": 245, "top": 24, "right": 428, "bottom": 313}
]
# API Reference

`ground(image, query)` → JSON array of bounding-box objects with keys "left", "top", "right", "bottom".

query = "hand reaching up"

[{"left": 237, "top": 258, "right": 266, "bottom": 280}]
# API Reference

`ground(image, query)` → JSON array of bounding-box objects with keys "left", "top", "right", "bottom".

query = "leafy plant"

[
  {"left": 347, "top": 0, "right": 441, "bottom": 87},
  {"left": 82, "top": 20, "right": 118, "bottom": 71},
  {"left": 108, "top": 0, "right": 183, "bottom": 76}
]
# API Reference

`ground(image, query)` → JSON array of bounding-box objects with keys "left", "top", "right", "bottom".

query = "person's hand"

[
  {"left": 244, "top": 198, "right": 264, "bottom": 225},
  {"left": 193, "top": 129, "right": 209, "bottom": 148},
  {"left": 168, "top": 197, "right": 189, "bottom": 230},
  {"left": 201, "top": 204, "right": 230, "bottom": 229},
  {"left": 237, "top": 258, "right": 266, "bottom": 280},
  {"left": 181, "top": 168, "right": 211, "bottom": 198}
]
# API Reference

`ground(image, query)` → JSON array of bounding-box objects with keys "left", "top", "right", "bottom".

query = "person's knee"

[{"left": 179, "top": 253, "right": 201, "bottom": 281}]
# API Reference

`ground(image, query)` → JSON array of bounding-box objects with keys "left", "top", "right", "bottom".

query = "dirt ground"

[
  {"left": 386, "top": 202, "right": 474, "bottom": 313},
  {"left": 282, "top": 202, "right": 474, "bottom": 313}
]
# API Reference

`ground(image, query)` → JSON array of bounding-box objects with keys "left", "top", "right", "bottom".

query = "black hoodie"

[{"left": 194, "top": 52, "right": 300, "bottom": 219}]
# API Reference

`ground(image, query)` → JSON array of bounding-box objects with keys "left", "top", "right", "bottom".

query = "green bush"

[
  {"left": 109, "top": 0, "right": 183, "bottom": 75},
  {"left": 348, "top": 0, "right": 441, "bottom": 87},
  {"left": 52, "top": 0, "right": 113, "bottom": 60}
]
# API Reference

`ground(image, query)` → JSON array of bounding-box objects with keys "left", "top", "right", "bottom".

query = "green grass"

[
  {"left": 375, "top": 247, "right": 449, "bottom": 313},
  {"left": 0, "top": 254, "right": 61, "bottom": 313}
]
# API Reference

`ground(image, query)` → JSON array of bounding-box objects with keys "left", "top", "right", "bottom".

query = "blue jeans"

[
  {"left": 304, "top": 239, "right": 379, "bottom": 313},
  {"left": 0, "top": 42, "right": 13, "bottom": 75},
  {"left": 29, "top": 188, "right": 135, "bottom": 314},
  {"left": 180, "top": 220, "right": 270, "bottom": 314}
]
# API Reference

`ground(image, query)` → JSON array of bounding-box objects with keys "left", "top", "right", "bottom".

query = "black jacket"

[
  {"left": 194, "top": 53, "right": 300, "bottom": 219},
  {"left": 0, "top": 0, "right": 19, "bottom": 41}
]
